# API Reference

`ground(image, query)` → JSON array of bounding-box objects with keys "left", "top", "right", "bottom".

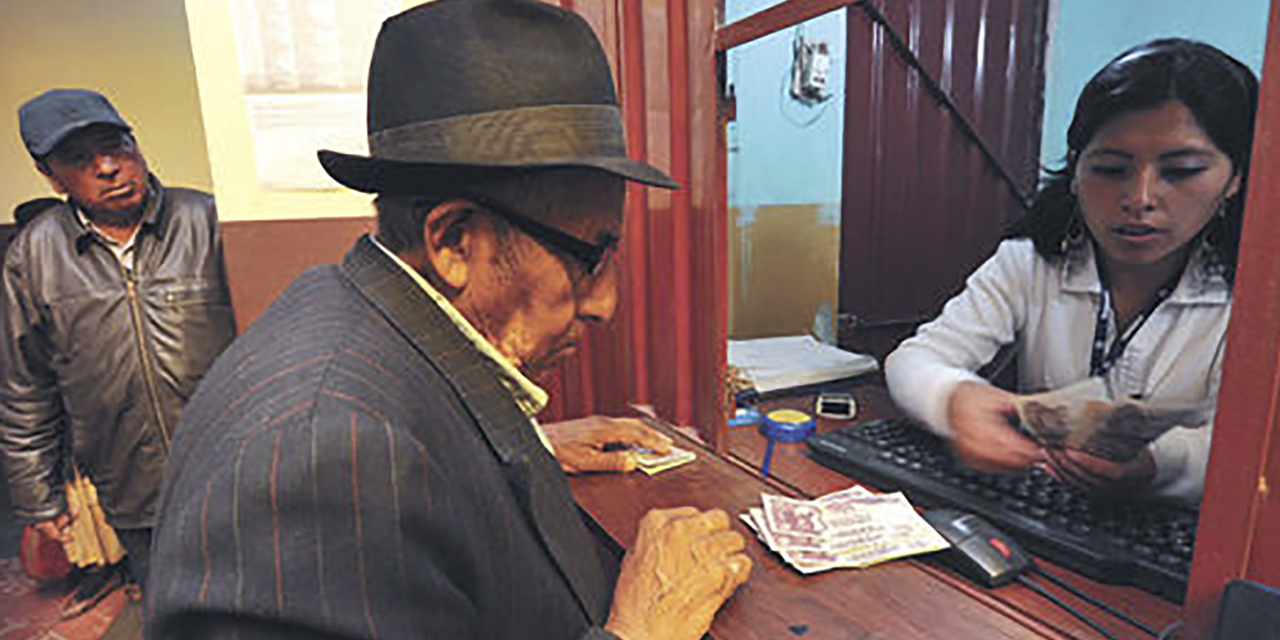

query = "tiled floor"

[{"left": 0, "top": 557, "right": 133, "bottom": 640}]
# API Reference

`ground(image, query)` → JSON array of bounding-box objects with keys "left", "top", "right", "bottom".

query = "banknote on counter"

[
  {"left": 634, "top": 445, "right": 697, "bottom": 475},
  {"left": 741, "top": 486, "right": 949, "bottom": 574},
  {"left": 1016, "top": 378, "right": 1209, "bottom": 462},
  {"left": 621, "top": 410, "right": 698, "bottom": 475}
]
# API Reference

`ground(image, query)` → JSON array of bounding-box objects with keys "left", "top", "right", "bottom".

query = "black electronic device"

[
  {"left": 924, "top": 510, "right": 1162, "bottom": 640},
  {"left": 1215, "top": 579, "right": 1280, "bottom": 640},
  {"left": 815, "top": 392, "right": 857, "bottom": 420},
  {"left": 806, "top": 417, "right": 1197, "bottom": 602},
  {"left": 923, "top": 508, "right": 1031, "bottom": 587}
]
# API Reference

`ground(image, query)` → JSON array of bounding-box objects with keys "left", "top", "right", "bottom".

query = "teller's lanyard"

[{"left": 1089, "top": 271, "right": 1182, "bottom": 379}]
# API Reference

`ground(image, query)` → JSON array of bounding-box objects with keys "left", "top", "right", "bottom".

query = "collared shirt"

[
  {"left": 885, "top": 238, "right": 1231, "bottom": 505},
  {"left": 370, "top": 237, "right": 556, "bottom": 453},
  {"left": 75, "top": 207, "right": 140, "bottom": 271}
]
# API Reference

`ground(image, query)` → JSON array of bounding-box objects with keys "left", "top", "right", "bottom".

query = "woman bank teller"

[{"left": 884, "top": 38, "right": 1259, "bottom": 507}]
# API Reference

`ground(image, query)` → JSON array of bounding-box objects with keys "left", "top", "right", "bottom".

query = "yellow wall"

[
  {"left": 728, "top": 204, "right": 840, "bottom": 340},
  {"left": 0, "top": 0, "right": 212, "bottom": 224}
]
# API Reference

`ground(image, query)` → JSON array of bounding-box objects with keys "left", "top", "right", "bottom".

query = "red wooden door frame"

[
  {"left": 1184, "top": 0, "right": 1280, "bottom": 636},
  {"left": 714, "top": 0, "right": 857, "bottom": 50}
]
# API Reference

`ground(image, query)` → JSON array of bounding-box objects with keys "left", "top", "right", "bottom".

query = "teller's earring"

[
  {"left": 1210, "top": 197, "right": 1230, "bottom": 263},
  {"left": 1061, "top": 208, "right": 1086, "bottom": 254},
  {"left": 1061, "top": 178, "right": 1085, "bottom": 254},
  {"left": 1206, "top": 197, "right": 1229, "bottom": 246}
]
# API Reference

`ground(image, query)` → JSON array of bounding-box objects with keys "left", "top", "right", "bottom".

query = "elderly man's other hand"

[
  {"left": 605, "top": 507, "right": 752, "bottom": 640},
  {"left": 947, "top": 381, "right": 1045, "bottom": 473},
  {"left": 543, "top": 415, "right": 673, "bottom": 473},
  {"left": 33, "top": 512, "right": 72, "bottom": 544}
]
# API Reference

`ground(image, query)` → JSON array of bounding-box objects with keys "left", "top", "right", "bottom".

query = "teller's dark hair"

[{"left": 1007, "top": 38, "right": 1258, "bottom": 283}]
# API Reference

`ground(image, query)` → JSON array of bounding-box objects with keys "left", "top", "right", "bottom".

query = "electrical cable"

[
  {"left": 1016, "top": 574, "right": 1125, "bottom": 640},
  {"left": 1155, "top": 621, "right": 1182, "bottom": 640},
  {"left": 1029, "top": 563, "right": 1160, "bottom": 637}
]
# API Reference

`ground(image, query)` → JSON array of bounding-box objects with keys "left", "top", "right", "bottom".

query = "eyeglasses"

[{"left": 466, "top": 195, "right": 620, "bottom": 277}]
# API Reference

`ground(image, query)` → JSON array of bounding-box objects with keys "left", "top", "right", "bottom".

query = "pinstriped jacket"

[{"left": 147, "top": 236, "right": 621, "bottom": 640}]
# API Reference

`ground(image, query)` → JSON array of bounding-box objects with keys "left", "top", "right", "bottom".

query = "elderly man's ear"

[
  {"left": 33, "top": 160, "right": 67, "bottom": 193},
  {"left": 414, "top": 199, "right": 482, "bottom": 292}
]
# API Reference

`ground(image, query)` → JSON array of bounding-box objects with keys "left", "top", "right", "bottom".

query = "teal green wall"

[
  {"left": 1040, "top": 0, "right": 1271, "bottom": 171},
  {"left": 725, "top": 6, "right": 845, "bottom": 212}
]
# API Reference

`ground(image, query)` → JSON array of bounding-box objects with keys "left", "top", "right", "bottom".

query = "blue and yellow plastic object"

[
  {"left": 758, "top": 409, "right": 816, "bottom": 478},
  {"left": 728, "top": 406, "right": 762, "bottom": 428}
]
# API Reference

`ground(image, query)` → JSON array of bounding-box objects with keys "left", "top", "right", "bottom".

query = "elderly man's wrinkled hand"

[
  {"left": 606, "top": 507, "right": 752, "bottom": 640},
  {"left": 542, "top": 415, "right": 673, "bottom": 474}
]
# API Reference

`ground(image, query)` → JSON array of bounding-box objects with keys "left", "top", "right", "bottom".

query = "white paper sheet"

[{"left": 728, "top": 335, "right": 878, "bottom": 395}]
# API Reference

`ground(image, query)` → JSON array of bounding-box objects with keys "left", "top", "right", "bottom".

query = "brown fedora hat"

[{"left": 319, "top": 0, "right": 677, "bottom": 194}]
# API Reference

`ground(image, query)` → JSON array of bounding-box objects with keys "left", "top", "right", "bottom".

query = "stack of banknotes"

[
  {"left": 1016, "top": 378, "right": 1208, "bottom": 462},
  {"left": 740, "top": 486, "right": 949, "bottom": 574}
]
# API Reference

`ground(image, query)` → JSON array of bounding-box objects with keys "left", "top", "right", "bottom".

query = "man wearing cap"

[
  {"left": 1, "top": 89, "right": 236, "bottom": 596},
  {"left": 148, "top": 1, "right": 750, "bottom": 639}
]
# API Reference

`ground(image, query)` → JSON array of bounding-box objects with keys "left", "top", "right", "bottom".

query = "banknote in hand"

[
  {"left": 1016, "top": 378, "right": 1109, "bottom": 446},
  {"left": 1072, "top": 400, "right": 1207, "bottom": 462},
  {"left": 1016, "top": 378, "right": 1208, "bottom": 462}
]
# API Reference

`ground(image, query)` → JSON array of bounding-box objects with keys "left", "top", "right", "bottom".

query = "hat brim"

[
  {"left": 318, "top": 149, "right": 679, "bottom": 194},
  {"left": 31, "top": 121, "right": 131, "bottom": 158}
]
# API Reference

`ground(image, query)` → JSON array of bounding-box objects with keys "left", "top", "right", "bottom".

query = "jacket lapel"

[{"left": 339, "top": 235, "right": 611, "bottom": 623}]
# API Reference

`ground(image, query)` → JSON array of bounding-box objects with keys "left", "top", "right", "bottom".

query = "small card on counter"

[
  {"left": 635, "top": 445, "right": 697, "bottom": 475},
  {"left": 626, "top": 408, "right": 699, "bottom": 475}
]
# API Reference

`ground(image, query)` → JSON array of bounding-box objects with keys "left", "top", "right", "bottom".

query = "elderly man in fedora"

[{"left": 147, "top": 1, "right": 751, "bottom": 639}]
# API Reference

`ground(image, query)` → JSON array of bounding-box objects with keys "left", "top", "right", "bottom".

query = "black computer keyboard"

[{"left": 807, "top": 418, "right": 1197, "bottom": 602}]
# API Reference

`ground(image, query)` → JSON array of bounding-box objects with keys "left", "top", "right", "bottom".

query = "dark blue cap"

[{"left": 18, "top": 89, "right": 131, "bottom": 158}]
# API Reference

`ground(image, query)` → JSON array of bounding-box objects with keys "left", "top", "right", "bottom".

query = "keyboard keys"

[{"left": 806, "top": 418, "right": 1197, "bottom": 602}]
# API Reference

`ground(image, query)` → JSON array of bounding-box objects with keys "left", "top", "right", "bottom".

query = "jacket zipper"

[{"left": 123, "top": 266, "right": 171, "bottom": 450}]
